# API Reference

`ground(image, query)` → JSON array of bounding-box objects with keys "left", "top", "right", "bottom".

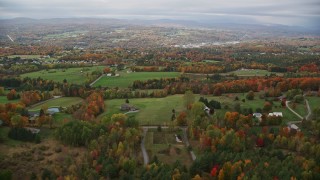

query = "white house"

[
  {"left": 288, "top": 124, "right": 300, "bottom": 131},
  {"left": 175, "top": 134, "right": 182, "bottom": 143},
  {"left": 253, "top": 113, "right": 262, "bottom": 122},
  {"left": 204, "top": 106, "right": 210, "bottom": 112},
  {"left": 268, "top": 112, "right": 283, "bottom": 117}
]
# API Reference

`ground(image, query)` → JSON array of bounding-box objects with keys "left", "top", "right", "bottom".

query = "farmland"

[
  {"left": 93, "top": 71, "right": 180, "bottom": 88},
  {"left": 21, "top": 66, "right": 105, "bottom": 85},
  {"left": 28, "top": 97, "right": 83, "bottom": 111}
]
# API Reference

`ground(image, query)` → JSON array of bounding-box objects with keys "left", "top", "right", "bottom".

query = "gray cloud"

[{"left": 0, "top": 0, "right": 319, "bottom": 27}]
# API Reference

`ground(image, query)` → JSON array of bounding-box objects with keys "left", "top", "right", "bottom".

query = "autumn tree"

[
  {"left": 246, "top": 90, "right": 255, "bottom": 100},
  {"left": 263, "top": 102, "right": 272, "bottom": 112},
  {"left": 7, "top": 89, "right": 19, "bottom": 100},
  {"left": 176, "top": 112, "right": 187, "bottom": 126},
  {"left": 183, "top": 90, "right": 195, "bottom": 109}
]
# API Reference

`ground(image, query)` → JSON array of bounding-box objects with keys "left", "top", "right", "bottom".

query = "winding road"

[{"left": 286, "top": 97, "right": 312, "bottom": 125}]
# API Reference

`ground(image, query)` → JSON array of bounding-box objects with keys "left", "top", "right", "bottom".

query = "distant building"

[
  {"left": 175, "top": 134, "right": 182, "bottom": 143},
  {"left": 288, "top": 124, "right": 300, "bottom": 131},
  {"left": 25, "top": 127, "right": 40, "bottom": 134},
  {"left": 268, "top": 112, "right": 283, "bottom": 117},
  {"left": 204, "top": 106, "right": 210, "bottom": 112},
  {"left": 253, "top": 113, "right": 262, "bottom": 121}
]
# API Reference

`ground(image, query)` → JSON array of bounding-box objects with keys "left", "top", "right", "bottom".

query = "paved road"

[
  {"left": 305, "top": 99, "right": 312, "bottom": 120},
  {"left": 286, "top": 101, "right": 303, "bottom": 120}
]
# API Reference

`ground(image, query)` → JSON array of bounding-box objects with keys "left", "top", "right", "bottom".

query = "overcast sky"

[{"left": 0, "top": 0, "right": 319, "bottom": 27}]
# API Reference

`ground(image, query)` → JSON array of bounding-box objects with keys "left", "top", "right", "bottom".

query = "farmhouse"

[
  {"left": 120, "top": 103, "right": 139, "bottom": 111},
  {"left": 253, "top": 113, "right": 262, "bottom": 121}
]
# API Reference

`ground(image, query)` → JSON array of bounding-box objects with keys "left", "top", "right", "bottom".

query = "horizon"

[{"left": 1, "top": 0, "right": 319, "bottom": 29}]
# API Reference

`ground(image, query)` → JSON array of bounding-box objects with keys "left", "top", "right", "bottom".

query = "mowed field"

[
  {"left": 21, "top": 66, "right": 105, "bottom": 85},
  {"left": 29, "top": 97, "right": 83, "bottom": 111},
  {"left": 101, "top": 92, "right": 302, "bottom": 126},
  {"left": 306, "top": 96, "right": 320, "bottom": 110},
  {"left": 101, "top": 95, "right": 185, "bottom": 125},
  {"left": 93, "top": 72, "right": 180, "bottom": 88}
]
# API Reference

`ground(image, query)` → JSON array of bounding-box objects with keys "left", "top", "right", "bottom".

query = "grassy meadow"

[
  {"left": 21, "top": 66, "right": 105, "bottom": 85},
  {"left": 29, "top": 97, "right": 83, "bottom": 111},
  {"left": 93, "top": 71, "right": 180, "bottom": 88}
]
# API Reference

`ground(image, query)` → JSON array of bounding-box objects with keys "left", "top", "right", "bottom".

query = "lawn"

[
  {"left": 93, "top": 72, "right": 180, "bottom": 88},
  {"left": 52, "top": 113, "right": 73, "bottom": 126},
  {"left": 288, "top": 102, "right": 308, "bottom": 117},
  {"left": 101, "top": 95, "right": 185, "bottom": 125},
  {"left": 29, "top": 97, "right": 83, "bottom": 111},
  {"left": 21, "top": 66, "right": 105, "bottom": 85},
  {"left": 145, "top": 128, "right": 193, "bottom": 167},
  {"left": 222, "top": 69, "right": 283, "bottom": 77},
  {"left": 0, "top": 96, "right": 20, "bottom": 104},
  {"left": 306, "top": 96, "right": 320, "bottom": 110}
]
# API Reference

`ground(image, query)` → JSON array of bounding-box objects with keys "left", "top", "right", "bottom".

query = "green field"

[
  {"left": 102, "top": 92, "right": 302, "bottom": 126},
  {"left": 306, "top": 96, "right": 320, "bottom": 110},
  {"left": 0, "top": 96, "right": 20, "bottom": 104},
  {"left": 288, "top": 102, "right": 308, "bottom": 117},
  {"left": 223, "top": 69, "right": 283, "bottom": 77},
  {"left": 29, "top": 97, "right": 83, "bottom": 111},
  {"left": 8, "top": 55, "right": 42, "bottom": 59},
  {"left": 21, "top": 66, "right": 105, "bottom": 85},
  {"left": 93, "top": 72, "right": 180, "bottom": 88},
  {"left": 101, "top": 95, "right": 185, "bottom": 125}
]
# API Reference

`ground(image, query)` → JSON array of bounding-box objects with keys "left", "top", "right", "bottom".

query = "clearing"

[{"left": 144, "top": 128, "right": 193, "bottom": 167}]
